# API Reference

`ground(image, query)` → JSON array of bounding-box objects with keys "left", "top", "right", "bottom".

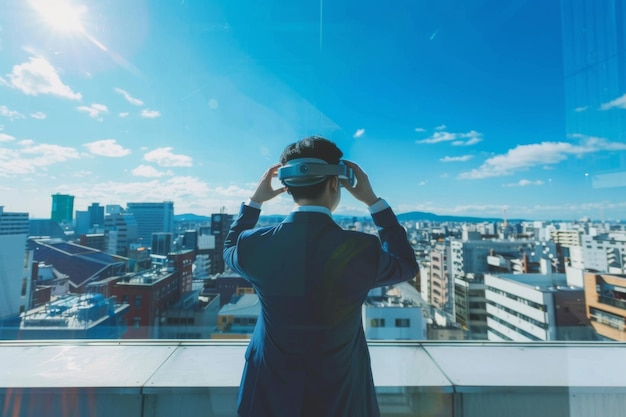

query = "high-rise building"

[
  {"left": 454, "top": 273, "right": 487, "bottom": 340},
  {"left": 126, "top": 202, "right": 174, "bottom": 244},
  {"left": 104, "top": 213, "right": 138, "bottom": 257},
  {"left": 210, "top": 212, "right": 233, "bottom": 275},
  {"left": 50, "top": 194, "right": 74, "bottom": 224},
  {"left": 88, "top": 203, "right": 105, "bottom": 228},
  {"left": 0, "top": 207, "right": 31, "bottom": 320},
  {"left": 74, "top": 210, "right": 90, "bottom": 235},
  {"left": 151, "top": 232, "right": 173, "bottom": 256}
]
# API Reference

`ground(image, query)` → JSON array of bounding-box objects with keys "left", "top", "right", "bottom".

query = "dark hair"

[{"left": 279, "top": 136, "right": 343, "bottom": 201}]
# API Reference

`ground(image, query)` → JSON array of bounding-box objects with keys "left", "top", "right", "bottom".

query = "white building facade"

[{"left": 0, "top": 207, "right": 31, "bottom": 319}]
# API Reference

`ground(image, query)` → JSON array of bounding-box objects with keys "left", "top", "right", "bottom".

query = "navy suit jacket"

[{"left": 223, "top": 203, "right": 419, "bottom": 417}]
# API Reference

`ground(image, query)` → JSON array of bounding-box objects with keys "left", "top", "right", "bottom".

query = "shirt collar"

[{"left": 292, "top": 205, "right": 332, "bottom": 218}]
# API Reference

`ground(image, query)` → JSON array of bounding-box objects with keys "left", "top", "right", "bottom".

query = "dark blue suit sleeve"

[
  {"left": 223, "top": 203, "right": 261, "bottom": 276},
  {"left": 371, "top": 207, "right": 420, "bottom": 287}
]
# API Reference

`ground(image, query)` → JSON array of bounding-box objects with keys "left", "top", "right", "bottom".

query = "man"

[{"left": 223, "top": 136, "right": 419, "bottom": 417}]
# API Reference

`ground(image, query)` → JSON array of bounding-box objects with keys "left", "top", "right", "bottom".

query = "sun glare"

[{"left": 30, "top": 0, "right": 87, "bottom": 33}]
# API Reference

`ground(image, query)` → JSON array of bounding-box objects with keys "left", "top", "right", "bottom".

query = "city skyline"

[{"left": 1, "top": 1, "right": 625, "bottom": 221}]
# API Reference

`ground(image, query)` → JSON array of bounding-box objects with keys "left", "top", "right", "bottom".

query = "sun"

[{"left": 30, "top": 0, "right": 87, "bottom": 33}]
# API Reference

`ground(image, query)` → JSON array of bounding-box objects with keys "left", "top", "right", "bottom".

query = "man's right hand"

[
  {"left": 340, "top": 161, "right": 380, "bottom": 207},
  {"left": 250, "top": 163, "right": 287, "bottom": 204}
]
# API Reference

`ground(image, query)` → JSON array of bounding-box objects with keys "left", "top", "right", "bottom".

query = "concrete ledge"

[{"left": 1, "top": 341, "right": 625, "bottom": 417}]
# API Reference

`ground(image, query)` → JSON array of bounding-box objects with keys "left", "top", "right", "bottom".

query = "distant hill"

[
  {"left": 174, "top": 213, "right": 211, "bottom": 223},
  {"left": 397, "top": 211, "right": 524, "bottom": 223},
  {"left": 174, "top": 211, "right": 525, "bottom": 225}
]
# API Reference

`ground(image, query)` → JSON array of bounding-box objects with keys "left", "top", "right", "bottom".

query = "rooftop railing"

[{"left": 1, "top": 340, "right": 625, "bottom": 417}]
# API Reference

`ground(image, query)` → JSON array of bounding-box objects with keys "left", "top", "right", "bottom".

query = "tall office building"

[
  {"left": 0, "top": 207, "right": 31, "bottom": 320},
  {"left": 126, "top": 202, "right": 174, "bottom": 245},
  {"left": 454, "top": 273, "right": 488, "bottom": 340},
  {"left": 151, "top": 233, "right": 173, "bottom": 256},
  {"left": 88, "top": 203, "right": 105, "bottom": 228},
  {"left": 210, "top": 212, "right": 233, "bottom": 275},
  {"left": 104, "top": 213, "right": 138, "bottom": 256},
  {"left": 50, "top": 194, "right": 74, "bottom": 224}
]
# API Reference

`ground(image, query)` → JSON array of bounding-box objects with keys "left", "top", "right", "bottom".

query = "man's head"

[{"left": 279, "top": 136, "right": 343, "bottom": 204}]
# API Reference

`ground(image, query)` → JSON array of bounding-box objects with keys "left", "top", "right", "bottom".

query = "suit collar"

[
  {"left": 282, "top": 211, "right": 337, "bottom": 224},
  {"left": 292, "top": 205, "right": 332, "bottom": 217}
]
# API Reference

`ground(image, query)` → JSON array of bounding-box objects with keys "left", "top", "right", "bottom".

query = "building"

[
  {"left": 50, "top": 193, "right": 74, "bottom": 224},
  {"left": 151, "top": 232, "right": 173, "bottom": 256},
  {"left": 584, "top": 272, "right": 626, "bottom": 341},
  {"left": 109, "top": 259, "right": 181, "bottom": 339},
  {"left": 212, "top": 293, "right": 260, "bottom": 339},
  {"left": 168, "top": 250, "right": 195, "bottom": 295},
  {"left": 429, "top": 239, "right": 560, "bottom": 316},
  {"left": 485, "top": 273, "right": 591, "bottom": 342},
  {"left": 0, "top": 207, "right": 31, "bottom": 321},
  {"left": 454, "top": 273, "right": 487, "bottom": 340},
  {"left": 30, "top": 239, "right": 128, "bottom": 293},
  {"left": 18, "top": 293, "right": 128, "bottom": 339},
  {"left": 581, "top": 232, "right": 626, "bottom": 274},
  {"left": 79, "top": 233, "right": 106, "bottom": 252},
  {"left": 104, "top": 212, "right": 138, "bottom": 256},
  {"left": 194, "top": 233, "right": 215, "bottom": 279},
  {"left": 209, "top": 271, "right": 254, "bottom": 307},
  {"left": 88, "top": 203, "right": 105, "bottom": 228},
  {"left": 158, "top": 291, "right": 220, "bottom": 339},
  {"left": 209, "top": 211, "right": 233, "bottom": 274},
  {"left": 32, "top": 262, "right": 70, "bottom": 299},
  {"left": 363, "top": 285, "right": 427, "bottom": 340},
  {"left": 74, "top": 210, "right": 90, "bottom": 235},
  {"left": 126, "top": 202, "right": 174, "bottom": 245}
]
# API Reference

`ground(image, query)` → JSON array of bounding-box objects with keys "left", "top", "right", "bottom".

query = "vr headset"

[{"left": 278, "top": 158, "right": 356, "bottom": 187}]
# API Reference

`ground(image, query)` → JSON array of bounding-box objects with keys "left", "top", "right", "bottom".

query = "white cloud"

[
  {"left": 0, "top": 105, "right": 26, "bottom": 120},
  {"left": 440, "top": 155, "right": 473, "bottom": 162},
  {"left": 459, "top": 136, "right": 626, "bottom": 179},
  {"left": 119, "top": 112, "right": 129, "bottom": 118},
  {"left": 574, "top": 106, "right": 588, "bottom": 113},
  {"left": 114, "top": 87, "right": 144, "bottom": 106},
  {"left": 0, "top": 141, "right": 80, "bottom": 176},
  {"left": 417, "top": 130, "right": 483, "bottom": 146},
  {"left": 30, "top": 112, "right": 46, "bottom": 119},
  {"left": 353, "top": 128, "right": 365, "bottom": 138},
  {"left": 435, "top": 124, "right": 447, "bottom": 130},
  {"left": 71, "top": 176, "right": 213, "bottom": 205},
  {"left": 414, "top": 127, "right": 426, "bottom": 132},
  {"left": 4, "top": 56, "right": 82, "bottom": 100},
  {"left": 77, "top": 103, "right": 108, "bottom": 119},
  {"left": 600, "top": 93, "right": 626, "bottom": 110},
  {"left": 141, "top": 109, "right": 161, "bottom": 118},
  {"left": 0, "top": 133, "right": 16, "bottom": 142},
  {"left": 83, "top": 139, "right": 131, "bottom": 157},
  {"left": 132, "top": 164, "right": 172, "bottom": 177},
  {"left": 144, "top": 147, "right": 192, "bottom": 167},
  {"left": 453, "top": 136, "right": 483, "bottom": 146},
  {"left": 503, "top": 179, "right": 545, "bottom": 187}
]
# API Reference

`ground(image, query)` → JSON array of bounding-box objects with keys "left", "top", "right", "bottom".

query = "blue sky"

[{"left": 1, "top": 0, "right": 625, "bottom": 221}]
